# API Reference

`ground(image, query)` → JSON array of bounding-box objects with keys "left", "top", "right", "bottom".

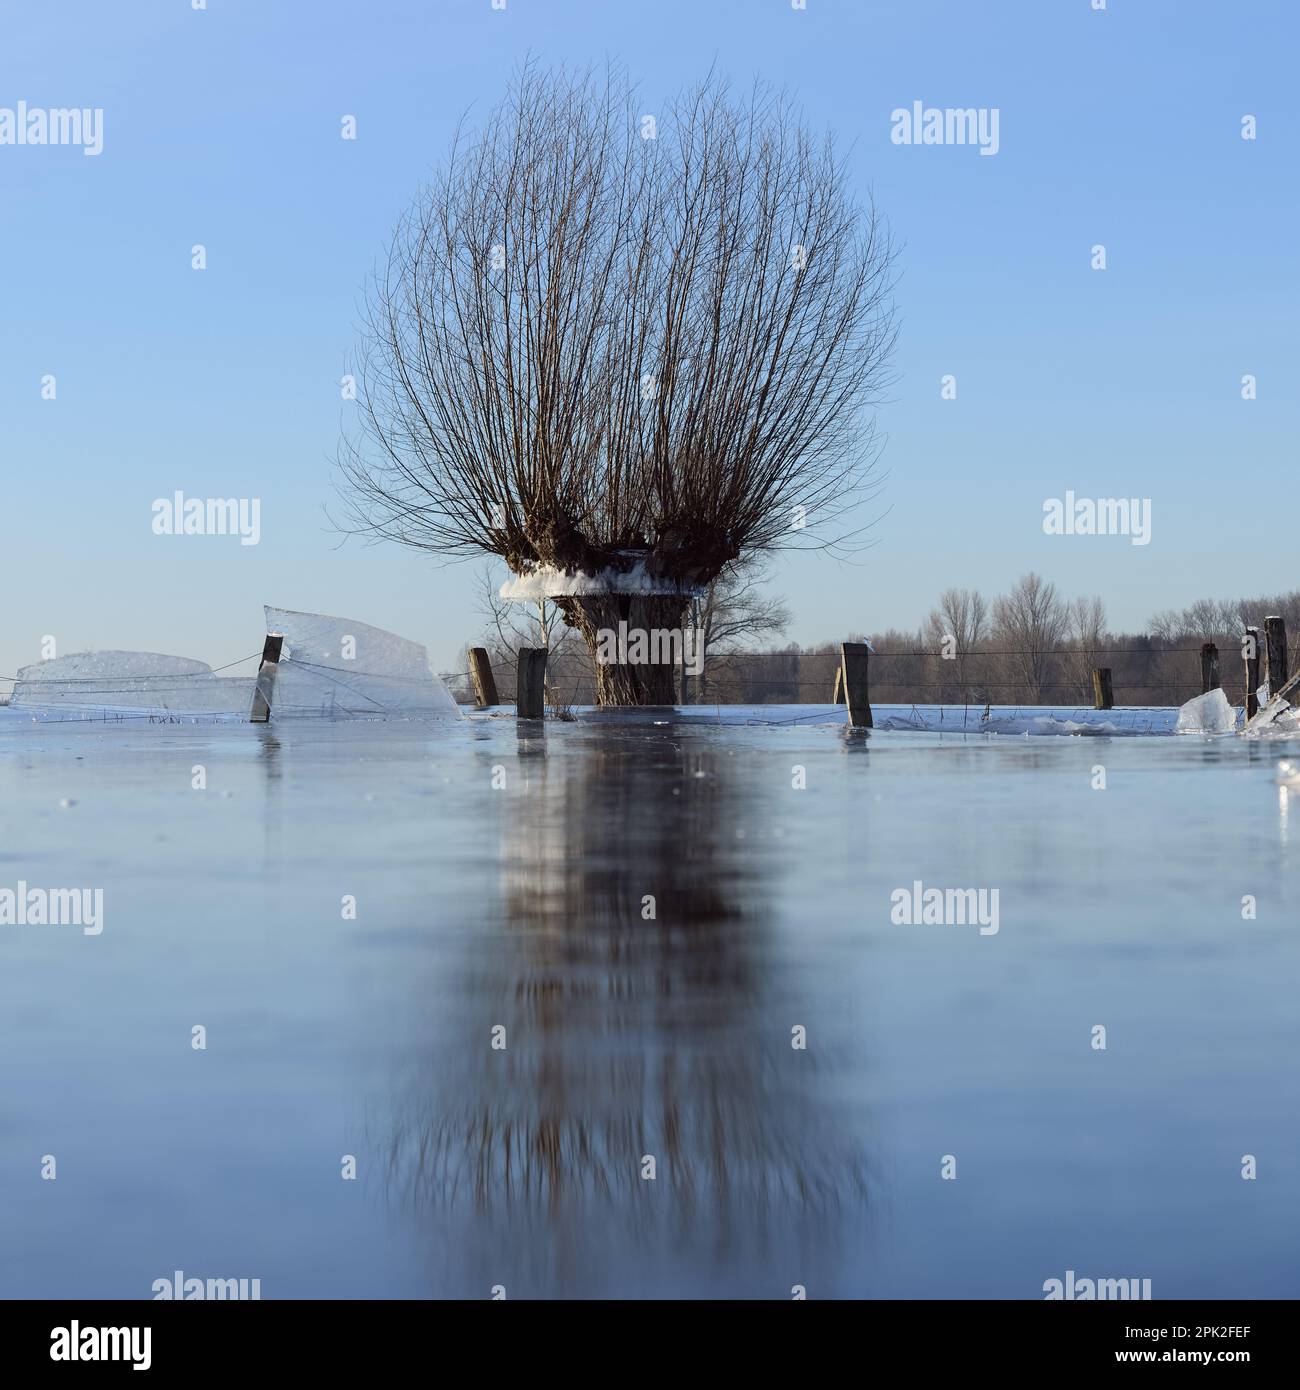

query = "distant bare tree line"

[
  {"left": 703, "top": 575, "right": 1300, "bottom": 709},
  {"left": 446, "top": 570, "right": 1300, "bottom": 709}
]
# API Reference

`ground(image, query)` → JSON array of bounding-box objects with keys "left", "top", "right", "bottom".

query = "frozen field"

[{"left": 1, "top": 708, "right": 1298, "bottom": 1299}]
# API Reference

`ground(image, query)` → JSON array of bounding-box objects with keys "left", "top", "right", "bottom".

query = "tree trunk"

[{"left": 556, "top": 594, "right": 688, "bottom": 706}]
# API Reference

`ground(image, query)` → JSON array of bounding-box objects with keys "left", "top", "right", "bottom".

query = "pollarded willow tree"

[{"left": 338, "top": 64, "right": 898, "bottom": 704}]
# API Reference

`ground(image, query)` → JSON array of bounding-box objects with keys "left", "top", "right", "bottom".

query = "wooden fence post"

[
  {"left": 1264, "top": 616, "right": 1288, "bottom": 696},
  {"left": 468, "top": 647, "right": 499, "bottom": 708},
  {"left": 839, "top": 642, "right": 872, "bottom": 729},
  {"left": 1244, "top": 627, "right": 1260, "bottom": 719},
  {"left": 832, "top": 667, "right": 844, "bottom": 704},
  {"left": 1092, "top": 668, "right": 1113, "bottom": 710},
  {"left": 516, "top": 647, "right": 547, "bottom": 720},
  {"left": 249, "top": 633, "right": 284, "bottom": 723},
  {"left": 1200, "top": 642, "right": 1220, "bottom": 694}
]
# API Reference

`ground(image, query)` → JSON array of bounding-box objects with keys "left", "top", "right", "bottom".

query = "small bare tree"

[
  {"left": 1065, "top": 595, "right": 1108, "bottom": 700},
  {"left": 471, "top": 562, "right": 586, "bottom": 705},
  {"left": 924, "top": 587, "right": 988, "bottom": 701},
  {"left": 337, "top": 63, "right": 897, "bottom": 704},
  {"left": 473, "top": 564, "right": 577, "bottom": 665},
  {"left": 681, "top": 557, "right": 791, "bottom": 703},
  {"left": 991, "top": 572, "right": 1069, "bottom": 703}
]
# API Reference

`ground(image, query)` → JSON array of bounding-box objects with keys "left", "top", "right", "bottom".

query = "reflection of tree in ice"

[{"left": 377, "top": 726, "right": 867, "bottom": 1287}]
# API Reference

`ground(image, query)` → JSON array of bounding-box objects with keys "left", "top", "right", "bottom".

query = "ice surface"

[
  {"left": 2, "top": 717, "right": 1297, "bottom": 1297},
  {"left": 1175, "top": 688, "right": 1240, "bottom": 735},
  {"left": 267, "top": 607, "right": 461, "bottom": 720}
]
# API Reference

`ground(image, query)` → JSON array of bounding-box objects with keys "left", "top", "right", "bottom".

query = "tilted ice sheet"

[{"left": 266, "top": 607, "right": 461, "bottom": 720}]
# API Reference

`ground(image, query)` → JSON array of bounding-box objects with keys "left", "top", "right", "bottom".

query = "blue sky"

[{"left": 2, "top": 0, "right": 1296, "bottom": 679}]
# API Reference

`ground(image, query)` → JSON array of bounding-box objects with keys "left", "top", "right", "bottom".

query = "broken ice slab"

[
  {"left": 264, "top": 607, "right": 461, "bottom": 720},
  {"left": 1243, "top": 666, "right": 1300, "bottom": 735},
  {"left": 1174, "top": 688, "right": 1240, "bottom": 735}
]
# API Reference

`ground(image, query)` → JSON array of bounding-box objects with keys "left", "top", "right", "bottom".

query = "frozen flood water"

[{"left": 1, "top": 708, "right": 1298, "bottom": 1299}]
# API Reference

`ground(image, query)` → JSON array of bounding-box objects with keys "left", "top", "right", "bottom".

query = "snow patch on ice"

[{"left": 850, "top": 704, "right": 1178, "bottom": 736}]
